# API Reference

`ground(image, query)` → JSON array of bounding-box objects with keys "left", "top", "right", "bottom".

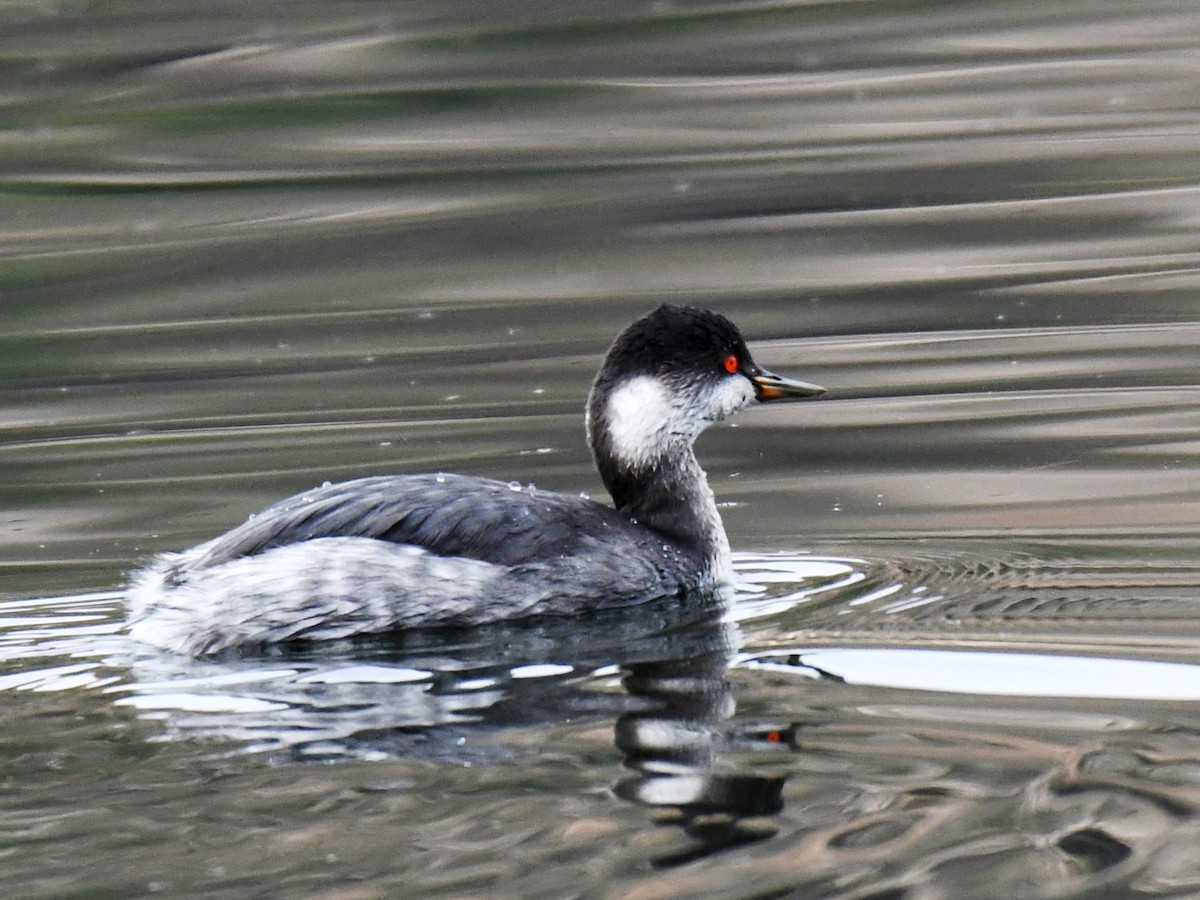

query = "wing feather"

[{"left": 187, "top": 474, "right": 673, "bottom": 571}]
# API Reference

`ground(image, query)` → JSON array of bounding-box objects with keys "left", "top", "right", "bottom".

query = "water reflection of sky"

[{"left": 742, "top": 648, "right": 1200, "bottom": 701}]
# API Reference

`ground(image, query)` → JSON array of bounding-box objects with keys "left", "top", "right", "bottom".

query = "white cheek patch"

[
  {"left": 709, "top": 376, "right": 755, "bottom": 422},
  {"left": 605, "top": 375, "right": 673, "bottom": 469},
  {"left": 603, "top": 373, "right": 757, "bottom": 469}
]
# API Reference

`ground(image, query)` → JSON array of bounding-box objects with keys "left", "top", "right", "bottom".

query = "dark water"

[{"left": 5, "top": 1, "right": 1200, "bottom": 896}]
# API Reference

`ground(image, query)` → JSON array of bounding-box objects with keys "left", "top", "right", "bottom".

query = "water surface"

[{"left": 4, "top": 1, "right": 1200, "bottom": 897}]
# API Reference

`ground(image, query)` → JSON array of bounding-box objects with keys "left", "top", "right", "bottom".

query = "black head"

[
  {"left": 585, "top": 304, "right": 824, "bottom": 530},
  {"left": 593, "top": 304, "right": 823, "bottom": 400},
  {"left": 597, "top": 304, "right": 751, "bottom": 387}
]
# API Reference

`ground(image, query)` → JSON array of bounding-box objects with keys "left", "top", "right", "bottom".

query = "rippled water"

[{"left": 5, "top": 1, "right": 1200, "bottom": 897}]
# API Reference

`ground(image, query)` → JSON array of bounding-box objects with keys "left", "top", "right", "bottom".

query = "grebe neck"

[{"left": 586, "top": 375, "right": 732, "bottom": 575}]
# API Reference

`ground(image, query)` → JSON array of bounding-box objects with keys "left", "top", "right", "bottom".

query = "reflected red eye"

[{"left": 723, "top": 354, "right": 739, "bottom": 374}]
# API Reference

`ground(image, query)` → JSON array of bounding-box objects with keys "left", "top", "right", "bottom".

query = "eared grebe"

[{"left": 127, "top": 304, "right": 824, "bottom": 655}]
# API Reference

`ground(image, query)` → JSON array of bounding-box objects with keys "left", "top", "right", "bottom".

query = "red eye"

[{"left": 723, "top": 354, "right": 739, "bottom": 374}]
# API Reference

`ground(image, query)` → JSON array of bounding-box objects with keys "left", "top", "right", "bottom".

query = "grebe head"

[{"left": 586, "top": 304, "right": 824, "bottom": 500}]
